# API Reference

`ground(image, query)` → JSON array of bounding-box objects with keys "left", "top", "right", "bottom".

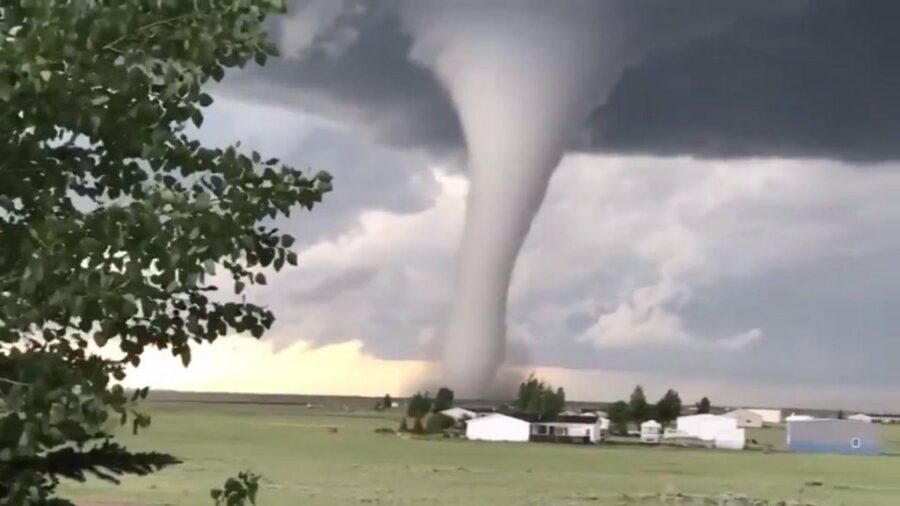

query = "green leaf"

[
  {"left": 287, "top": 251, "right": 298, "bottom": 266},
  {"left": 198, "top": 93, "right": 213, "bottom": 107},
  {"left": 281, "top": 235, "right": 295, "bottom": 248},
  {"left": 91, "top": 94, "right": 110, "bottom": 106},
  {"left": 203, "top": 259, "right": 216, "bottom": 275},
  {"left": 254, "top": 273, "right": 266, "bottom": 285},
  {"left": 235, "top": 281, "right": 245, "bottom": 294}
]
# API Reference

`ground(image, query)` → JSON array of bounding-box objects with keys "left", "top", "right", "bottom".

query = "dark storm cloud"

[
  {"left": 586, "top": 1, "right": 900, "bottom": 161},
  {"left": 226, "top": 0, "right": 900, "bottom": 162},
  {"left": 225, "top": 0, "right": 462, "bottom": 153}
]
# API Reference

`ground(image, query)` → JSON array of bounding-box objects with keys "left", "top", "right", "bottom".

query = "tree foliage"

[
  {"left": 0, "top": 1, "right": 331, "bottom": 503},
  {"left": 424, "top": 413, "right": 454, "bottom": 434},
  {"left": 607, "top": 401, "right": 631, "bottom": 435},
  {"left": 629, "top": 385, "right": 650, "bottom": 424},
  {"left": 696, "top": 397, "right": 711, "bottom": 414},
  {"left": 655, "top": 389, "right": 682, "bottom": 426},
  {"left": 382, "top": 393, "right": 392, "bottom": 410},
  {"left": 406, "top": 392, "right": 432, "bottom": 418},
  {"left": 515, "top": 374, "right": 565, "bottom": 418},
  {"left": 433, "top": 387, "right": 454, "bottom": 413}
]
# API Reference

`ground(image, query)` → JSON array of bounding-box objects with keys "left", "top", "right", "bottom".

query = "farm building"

[
  {"left": 724, "top": 409, "right": 764, "bottom": 428},
  {"left": 848, "top": 413, "right": 873, "bottom": 423},
  {"left": 465, "top": 414, "right": 530, "bottom": 442},
  {"left": 640, "top": 420, "right": 661, "bottom": 443},
  {"left": 748, "top": 409, "right": 782, "bottom": 424},
  {"left": 787, "top": 419, "right": 881, "bottom": 455},
  {"left": 440, "top": 407, "right": 478, "bottom": 421},
  {"left": 530, "top": 414, "right": 608, "bottom": 444}
]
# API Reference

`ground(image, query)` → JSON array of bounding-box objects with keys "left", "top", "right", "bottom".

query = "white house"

[
  {"left": 465, "top": 414, "right": 530, "bottom": 442},
  {"left": 640, "top": 420, "right": 662, "bottom": 443},
  {"left": 748, "top": 409, "right": 783, "bottom": 424},
  {"left": 440, "top": 407, "right": 478, "bottom": 422},
  {"left": 530, "top": 414, "right": 608, "bottom": 443},
  {"left": 724, "top": 409, "right": 764, "bottom": 428},
  {"left": 848, "top": 413, "right": 873, "bottom": 423}
]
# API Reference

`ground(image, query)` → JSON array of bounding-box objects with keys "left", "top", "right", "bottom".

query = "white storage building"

[
  {"left": 465, "top": 414, "right": 530, "bottom": 442},
  {"left": 724, "top": 409, "right": 764, "bottom": 428},
  {"left": 677, "top": 414, "right": 745, "bottom": 450}
]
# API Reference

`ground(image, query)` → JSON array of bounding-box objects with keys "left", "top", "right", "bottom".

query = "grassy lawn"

[{"left": 63, "top": 403, "right": 900, "bottom": 505}]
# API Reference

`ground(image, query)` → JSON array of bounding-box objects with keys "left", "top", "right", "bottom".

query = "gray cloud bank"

[{"left": 223, "top": 0, "right": 900, "bottom": 162}]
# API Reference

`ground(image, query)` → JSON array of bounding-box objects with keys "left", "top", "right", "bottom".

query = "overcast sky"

[{"left": 135, "top": 0, "right": 900, "bottom": 410}]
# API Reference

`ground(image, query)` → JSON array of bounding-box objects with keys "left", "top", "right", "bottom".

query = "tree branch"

[{"left": 102, "top": 15, "right": 192, "bottom": 52}]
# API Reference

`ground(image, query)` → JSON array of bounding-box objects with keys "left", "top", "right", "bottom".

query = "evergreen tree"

[
  {"left": 697, "top": 397, "right": 712, "bottom": 414},
  {"left": 629, "top": 385, "right": 650, "bottom": 423},
  {"left": 434, "top": 387, "right": 455, "bottom": 412},
  {"left": 655, "top": 389, "right": 682, "bottom": 425}
]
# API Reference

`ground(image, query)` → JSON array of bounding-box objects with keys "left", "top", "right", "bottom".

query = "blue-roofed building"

[{"left": 787, "top": 419, "right": 881, "bottom": 455}]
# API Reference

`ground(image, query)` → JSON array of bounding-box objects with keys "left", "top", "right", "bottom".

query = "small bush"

[
  {"left": 374, "top": 427, "right": 395, "bottom": 435},
  {"left": 211, "top": 471, "right": 260, "bottom": 506},
  {"left": 398, "top": 418, "right": 409, "bottom": 432},
  {"left": 412, "top": 417, "right": 425, "bottom": 434}
]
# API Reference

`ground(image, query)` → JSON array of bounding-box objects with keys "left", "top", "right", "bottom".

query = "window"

[
  {"left": 533, "top": 425, "right": 548, "bottom": 435},
  {"left": 851, "top": 438, "right": 862, "bottom": 449}
]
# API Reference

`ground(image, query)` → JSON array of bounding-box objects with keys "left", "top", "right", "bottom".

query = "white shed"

[
  {"left": 640, "top": 420, "right": 662, "bottom": 443},
  {"left": 441, "top": 407, "right": 478, "bottom": 421},
  {"left": 677, "top": 414, "right": 739, "bottom": 441},
  {"left": 724, "top": 409, "right": 764, "bottom": 428},
  {"left": 465, "top": 414, "right": 530, "bottom": 442},
  {"left": 748, "top": 409, "right": 783, "bottom": 424},
  {"left": 848, "top": 413, "right": 873, "bottom": 423}
]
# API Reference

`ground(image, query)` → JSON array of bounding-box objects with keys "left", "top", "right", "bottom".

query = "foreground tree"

[
  {"left": 382, "top": 393, "right": 393, "bottom": 410},
  {"left": 655, "top": 389, "right": 682, "bottom": 426},
  {"left": 433, "top": 387, "right": 454, "bottom": 413},
  {"left": 0, "top": 1, "right": 331, "bottom": 503}
]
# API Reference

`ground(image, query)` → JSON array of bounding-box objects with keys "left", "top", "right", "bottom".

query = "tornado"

[{"left": 402, "top": 1, "right": 607, "bottom": 396}]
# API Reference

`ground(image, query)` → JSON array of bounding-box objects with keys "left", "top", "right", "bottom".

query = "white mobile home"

[
  {"left": 530, "top": 414, "right": 607, "bottom": 444},
  {"left": 640, "top": 420, "right": 662, "bottom": 444},
  {"left": 465, "top": 414, "right": 530, "bottom": 442}
]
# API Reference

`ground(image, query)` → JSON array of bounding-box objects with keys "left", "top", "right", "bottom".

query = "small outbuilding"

[
  {"left": 724, "top": 409, "right": 764, "bottom": 428},
  {"left": 787, "top": 419, "right": 881, "bottom": 455},
  {"left": 848, "top": 413, "right": 873, "bottom": 423},
  {"left": 465, "top": 414, "right": 530, "bottom": 442},
  {"left": 640, "top": 420, "right": 662, "bottom": 444}
]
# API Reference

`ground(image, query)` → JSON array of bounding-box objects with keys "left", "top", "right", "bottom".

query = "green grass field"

[{"left": 63, "top": 402, "right": 900, "bottom": 505}]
